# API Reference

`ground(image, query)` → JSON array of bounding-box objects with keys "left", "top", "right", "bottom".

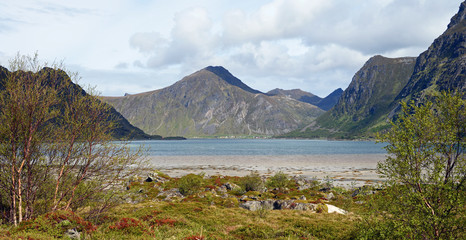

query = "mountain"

[
  {"left": 281, "top": 1, "right": 465, "bottom": 139},
  {"left": 316, "top": 88, "right": 344, "bottom": 111},
  {"left": 0, "top": 66, "right": 154, "bottom": 140},
  {"left": 281, "top": 55, "right": 417, "bottom": 138},
  {"left": 394, "top": 1, "right": 466, "bottom": 103},
  {"left": 266, "top": 88, "right": 343, "bottom": 110},
  {"left": 103, "top": 66, "right": 324, "bottom": 137},
  {"left": 267, "top": 88, "right": 322, "bottom": 105}
]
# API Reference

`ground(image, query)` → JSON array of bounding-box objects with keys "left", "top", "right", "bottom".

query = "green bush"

[
  {"left": 178, "top": 174, "right": 204, "bottom": 196},
  {"left": 239, "top": 172, "right": 264, "bottom": 192},
  {"left": 266, "top": 171, "right": 290, "bottom": 190},
  {"left": 14, "top": 210, "right": 96, "bottom": 238}
]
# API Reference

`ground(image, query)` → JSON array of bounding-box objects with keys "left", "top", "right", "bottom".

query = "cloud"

[
  {"left": 2, "top": 0, "right": 460, "bottom": 97},
  {"left": 131, "top": 7, "right": 220, "bottom": 69},
  {"left": 130, "top": 32, "right": 168, "bottom": 54},
  {"left": 222, "top": 0, "right": 332, "bottom": 44}
]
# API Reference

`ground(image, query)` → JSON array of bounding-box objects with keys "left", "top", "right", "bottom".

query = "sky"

[{"left": 0, "top": 0, "right": 462, "bottom": 97}]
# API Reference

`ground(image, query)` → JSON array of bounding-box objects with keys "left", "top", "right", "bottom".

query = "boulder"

[
  {"left": 224, "top": 182, "right": 240, "bottom": 191},
  {"left": 157, "top": 188, "right": 184, "bottom": 201},
  {"left": 324, "top": 192, "right": 335, "bottom": 200},
  {"left": 240, "top": 201, "right": 262, "bottom": 211}
]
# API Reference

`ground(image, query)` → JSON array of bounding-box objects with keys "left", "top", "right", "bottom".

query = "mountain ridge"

[{"left": 103, "top": 67, "right": 324, "bottom": 137}]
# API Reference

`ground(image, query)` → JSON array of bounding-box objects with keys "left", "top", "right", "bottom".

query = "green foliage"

[
  {"left": 14, "top": 210, "right": 96, "bottom": 238},
  {"left": 178, "top": 174, "right": 204, "bottom": 196},
  {"left": 266, "top": 171, "right": 291, "bottom": 190},
  {"left": 239, "top": 172, "right": 264, "bottom": 192},
  {"left": 362, "top": 92, "right": 466, "bottom": 239}
]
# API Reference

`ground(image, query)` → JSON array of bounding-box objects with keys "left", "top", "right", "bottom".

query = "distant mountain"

[
  {"left": 267, "top": 88, "right": 322, "bottom": 105},
  {"left": 316, "top": 88, "right": 343, "bottom": 111},
  {"left": 281, "top": 1, "right": 465, "bottom": 139},
  {"left": 103, "top": 66, "right": 324, "bottom": 137},
  {"left": 266, "top": 88, "right": 342, "bottom": 110},
  {"left": 0, "top": 66, "right": 154, "bottom": 140}
]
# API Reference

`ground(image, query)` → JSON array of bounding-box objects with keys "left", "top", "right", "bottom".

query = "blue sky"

[{"left": 0, "top": 0, "right": 462, "bottom": 97}]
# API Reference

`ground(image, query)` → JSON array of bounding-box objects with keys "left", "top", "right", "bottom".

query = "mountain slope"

[
  {"left": 395, "top": 1, "right": 465, "bottom": 102},
  {"left": 267, "top": 88, "right": 322, "bottom": 106},
  {"left": 103, "top": 66, "right": 324, "bottom": 137},
  {"left": 282, "top": 55, "right": 416, "bottom": 138},
  {"left": 316, "top": 88, "right": 344, "bottom": 111},
  {"left": 0, "top": 66, "right": 153, "bottom": 140}
]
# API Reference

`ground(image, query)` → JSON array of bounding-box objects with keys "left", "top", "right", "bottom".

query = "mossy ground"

[{"left": 0, "top": 172, "right": 371, "bottom": 240}]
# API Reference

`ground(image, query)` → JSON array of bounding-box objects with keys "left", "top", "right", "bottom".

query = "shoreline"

[{"left": 145, "top": 154, "right": 387, "bottom": 187}]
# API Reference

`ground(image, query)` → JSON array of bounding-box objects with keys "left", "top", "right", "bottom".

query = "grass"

[{"left": 0, "top": 172, "right": 371, "bottom": 239}]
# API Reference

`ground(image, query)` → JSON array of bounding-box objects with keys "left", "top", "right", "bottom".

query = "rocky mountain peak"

[
  {"left": 447, "top": 1, "right": 465, "bottom": 31},
  {"left": 203, "top": 66, "right": 262, "bottom": 94}
]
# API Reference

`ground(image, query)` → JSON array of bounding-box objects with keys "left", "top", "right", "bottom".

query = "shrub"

[
  {"left": 315, "top": 203, "right": 328, "bottom": 213},
  {"left": 239, "top": 172, "right": 264, "bottom": 192},
  {"left": 266, "top": 171, "right": 290, "bottom": 190},
  {"left": 109, "top": 217, "right": 151, "bottom": 236},
  {"left": 15, "top": 210, "right": 96, "bottom": 238},
  {"left": 178, "top": 174, "right": 204, "bottom": 196}
]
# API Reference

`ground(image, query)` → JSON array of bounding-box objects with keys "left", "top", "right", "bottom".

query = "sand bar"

[{"left": 146, "top": 154, "right": 388, "bottom": 187}]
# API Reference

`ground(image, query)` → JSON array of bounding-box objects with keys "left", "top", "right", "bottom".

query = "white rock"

[{"left": 326, "top": 204, "right": 347, "bottom": 214}]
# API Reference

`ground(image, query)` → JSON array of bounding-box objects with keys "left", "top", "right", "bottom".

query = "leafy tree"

[
  {"left": 359, "top": 92, "right": 465, "bottom": 239},
  {"left": 0, "top": 53, "right": 144, "bottom": 225}
]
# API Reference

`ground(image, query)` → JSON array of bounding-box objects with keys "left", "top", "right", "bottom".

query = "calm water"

[{"left": 129, "top": 139, "right": 387, "bottom": 156}]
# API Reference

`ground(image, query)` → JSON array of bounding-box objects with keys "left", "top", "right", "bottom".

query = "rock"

[
  {"left": 325, "top": 192, "right": 335, "bottom": 200},
  {"left": 66, "top": 228, "right": 81, "bottom": 240},
  {"left": 261, "top": 200, "right": 275, "bottom": 210},
  {"left": 319, "top": 187, "right": 331, "bottom": 192},
  {"left": 217, "top": 185, "right": 227, "bottom": 194},
  {"left": 157, "top": 188, "right": 184, "bottom": 201},
  {"left": 224, "top": 182, "right": 240, "bottom": 191},
  {"left": 326, "top": 204, "right": 347, "bottom": 214},
  {"left": 299, "top": 195, "right": 307, "bottom": 200},
  {"left": 240, "top": 201, "right": 262, "bottom": 211},
  {"left": 297, "top": 185, "right": 310, "bottom": 191}
]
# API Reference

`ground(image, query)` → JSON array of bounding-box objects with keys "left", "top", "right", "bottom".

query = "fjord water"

[{"left": 130, "top": 139, "right": 387, "bottom": 156}]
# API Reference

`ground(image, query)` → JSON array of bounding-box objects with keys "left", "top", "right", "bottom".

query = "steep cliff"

[
  {"left": 395, "top": 1, "right": 465, "bottom": 102},
  {"left": 282, "top": 55, "right": 416, "bottom": 138}
]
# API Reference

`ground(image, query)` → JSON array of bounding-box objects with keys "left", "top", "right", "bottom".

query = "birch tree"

[{"left": 0, "top": 53, "right": 144, "bottom": 225}]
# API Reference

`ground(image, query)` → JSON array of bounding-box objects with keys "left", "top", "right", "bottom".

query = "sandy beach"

[{"left": 146, "top": 154, "right": 387, "bottom": 187}]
